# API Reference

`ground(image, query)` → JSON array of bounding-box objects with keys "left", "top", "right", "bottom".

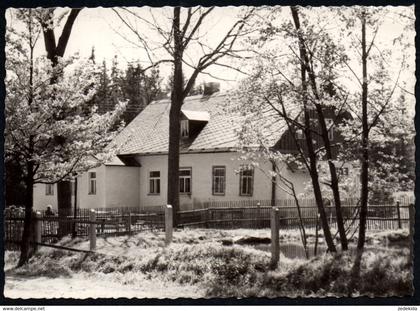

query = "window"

[
  {"left": 212, "top": 166, "right": 226, "bottom": 195},
  {"left": 339, "top": 167, "right": 349, "bottom": 176},
  {"left": 180, "top": 120, "right": 189, "bottom": 138},
  {"left": 179, "top": 168, "right": 192, "bottom": 194},
  {"left": 295, "top": 129, "right": 304, "bottom": 140},
  {"left": 239, "top": 166, "right": 254, "bottom": 196},
  {"left": 149, "top": 171, "right": 161, "bottom": 194},
  {"left": 45, "top": 184, "right": 54, "bottom": 196},
  {"left": 88, "top": 172, "right": 96, "bottom": 195},
  {"left": 326, "top": 118, "right": 334, "bottom": 141}
]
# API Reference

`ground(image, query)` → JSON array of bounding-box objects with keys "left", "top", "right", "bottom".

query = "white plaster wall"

[
  {"left": 33, "top": 183, "right": 58, "bottom": 210},
  {"left": 274, "top": 163, "right": 311, "bottom": 202},
  {"left": 77, "top": 165, "right": 106, "bottom": 209},
  {"left": 136, "top": 152, "right": 311, "bottom": 210},
  {"left": 104, "top": 166, "right": 140, "bottom": 208},
  {"left": 32, "top": 155, "right": 358, "bottom": 212},
  {"left": 273, "top": 161, "right": 361, "bottom": 203},
  {"left": 33, "top": 165, "right": 140, "bottom": 211},
  {"left": 136, "top": 154, "right": 167, "bottom": 208}
]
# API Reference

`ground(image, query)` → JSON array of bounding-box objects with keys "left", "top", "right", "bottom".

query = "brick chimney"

[{"left": 203, "top": 82, "right": 220, "bottom": 96}]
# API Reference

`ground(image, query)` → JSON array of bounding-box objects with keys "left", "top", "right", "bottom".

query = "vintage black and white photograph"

[{"left": 3, "top": 5, "right": 416, "bottom": 299}]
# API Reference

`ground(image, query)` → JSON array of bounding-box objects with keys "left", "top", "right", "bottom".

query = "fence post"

[
  {"left": 409, "top": 203, "right": 414, "bottom": 263},
  {"left": 270, "top": 207, "right": 280, "bottom": 269},
  {"left": 206, "top": 208, "right": 211, "bottom": 229},
  {"left": 127, "top": 212, "right": 132, "bottom": 235},
  {"left": 314, "top": 213, "right": 320, "bottom": 257},
  {"left": 396, "top": 201, "right": 402, "bottom": 229},
  {"left": 165, "top": 205, "right": 173, "bottom": 245},
  {"left": 257, "top": 202, "right": 261, "bottom": 229},
  {"left": 89, "top": 209, "right": 96, "bottom": 251},
  {"left": 34, "top": 211, "right": 42, "bottom": 250}
]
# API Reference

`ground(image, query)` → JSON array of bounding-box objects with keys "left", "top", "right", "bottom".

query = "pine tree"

[{"left": 119, "top": 63, "right": 163, "bottom": 124}]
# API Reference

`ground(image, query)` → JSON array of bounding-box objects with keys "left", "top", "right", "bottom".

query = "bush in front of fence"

[
  {"left": 4, "top": 205, "right": 25, "bottom": 217},
  {"left": 5, "top": 228, "right": 412, "bottom": 298},
  {"left": 206, "top": 247, "right": 412, "bottom": 297}
]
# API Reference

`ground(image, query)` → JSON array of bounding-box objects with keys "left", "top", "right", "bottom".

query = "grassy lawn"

[{"left": 4, "top": 228, "right": 413, "bottom": 298}]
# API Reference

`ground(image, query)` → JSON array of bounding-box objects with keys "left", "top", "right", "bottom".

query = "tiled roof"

[{"left": 113, "top": 93, "right": 287, "bottom": 156}]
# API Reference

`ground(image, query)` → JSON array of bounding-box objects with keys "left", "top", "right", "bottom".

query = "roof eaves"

[
  {"left": 181, "top": 109, "right": 211, "bottom": 122},
  {"left": 123, "top": 147, "right": 237, "bottom": 157}
]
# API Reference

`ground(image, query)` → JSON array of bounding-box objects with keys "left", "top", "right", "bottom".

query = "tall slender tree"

[
  {"left": 6, "top": 8, "right": 125, "bottom": 265},
  {"left": 236, "top": 6, "right": 358, "bottom": 252},
  {"left": 113, "top": 7, "right": 255, "bottom": 224},
  {"left": 358, "top": 9, "right": 369, "bottom": 252},
  {"left": 290, "top": 6, "right": 347, "bottom": 250},
  {"left": 38, "top": 8, "right": 83, "bottom": 235},
  {"left": 336, "top": 7, "right": 414, "bottom": 252}
]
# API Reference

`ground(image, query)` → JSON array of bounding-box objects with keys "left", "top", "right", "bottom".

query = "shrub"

[{"left": 5, "top": 229, "right": 412, "bottom": 298}]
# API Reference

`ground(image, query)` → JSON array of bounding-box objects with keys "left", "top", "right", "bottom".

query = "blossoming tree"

[{"left": 5, "top": 9, "right": 125, "bottom": 266}]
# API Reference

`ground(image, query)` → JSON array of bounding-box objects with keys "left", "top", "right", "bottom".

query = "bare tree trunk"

[
  {"left": 292, "top": 190, "right": 309, "bottom": 259},
  {"left": 18, "top": 14, "right": 36, "bottom": 266},
  {"left": 358, "top": 10, "right": 369, "bottom": 251},
  {"left": 42, "top": 9, "right": 81, "bottom": 66},
  {"left": 167, "top": 100, "right": 182, "bottom": 226},
  {"left": 291, "top": 6, "right": 347, "bottom": 251},
  {"left": 18, "top": 161, "right": 34, "bottom": 267},
  {"left": 113, "top": 7, "right": 253, "bottom": 226},
  {"left": 57, "top": 181, "right": 72, "bottom": 237},
  {"left": 306, "top": 144, "right": 336, "bottom": 253},
  {"left": 350, "top": 13, "right": 369, "bottom": 291},
  {"left": 167, "top": 7, "right": 183, "bottom": 226},
  {"left": 314, "top": 213, "right": 319, "bottom": 257},
  {"left": 291, "top": 6, "right": 336, "bottom": 253},
  {"left": 41, "top": 9, "right": 81, "bottom": 226}
]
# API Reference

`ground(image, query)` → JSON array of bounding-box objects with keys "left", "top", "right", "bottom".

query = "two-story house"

[{"left": 33, "top": 84, "right": 358, "bottom": 211}]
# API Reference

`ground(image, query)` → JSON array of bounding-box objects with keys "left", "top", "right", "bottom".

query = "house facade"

[
  {"left": 33, "top": 86, "right": 358, "bottom": 211},
  {"left": 33, "top": 160, "right": 140, "bottom": 211},
  {"left": 33, "top": 151, "right": 311, "bottom": 211}
]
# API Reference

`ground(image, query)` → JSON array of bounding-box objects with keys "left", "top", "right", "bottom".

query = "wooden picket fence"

[
  {"left": 177, "top": 203, "right": 412, "bottom": 231},
  {"left": 4, "top": 207, "right": 164, "bottom": 250},
  {"left": 4, "top": 200, "right": 414, "bottom": 251}
]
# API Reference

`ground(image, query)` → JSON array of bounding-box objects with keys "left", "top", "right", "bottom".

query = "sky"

[
  {"left": 5, "top": 6, "right": 416, "bottom": 100},
  {"left": 6, "top": 7, "right": 249, "bottom": 90}
]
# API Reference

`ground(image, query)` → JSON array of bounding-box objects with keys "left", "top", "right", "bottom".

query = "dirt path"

[{"left": 4, "top": 273, "right": 204, "bottom": 299}]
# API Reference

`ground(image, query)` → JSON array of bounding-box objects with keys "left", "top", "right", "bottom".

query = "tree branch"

[
  {"left": 368, "top": 59, "right": 404, "bottom": 133},
  {"left": 56, "top": 9, "right": 82, "bottom": 57},
  {"left": 182, "top": 7, "right": 214, "bottom": 50}
]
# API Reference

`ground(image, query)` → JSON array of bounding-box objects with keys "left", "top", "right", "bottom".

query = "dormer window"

[
  {"left": 180, "top": 110, "right": 209, "bottom": 140},
  {"left": 181, "top": 120, "right": 189, "bottom": 138}
]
